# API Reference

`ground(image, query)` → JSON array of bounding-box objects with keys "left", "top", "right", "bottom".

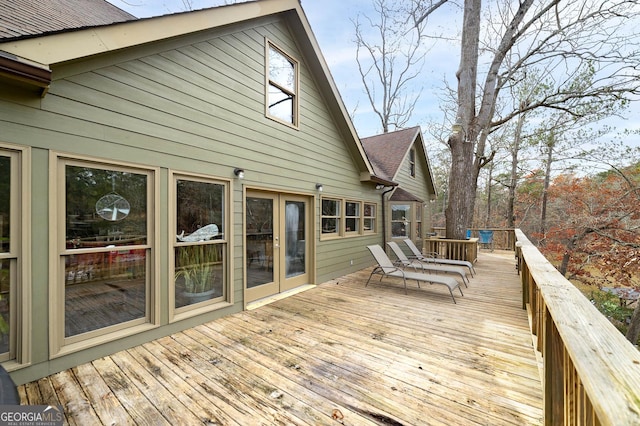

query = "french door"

[{"left": 245, "top": 191, "right": 310, "bottom": 303}]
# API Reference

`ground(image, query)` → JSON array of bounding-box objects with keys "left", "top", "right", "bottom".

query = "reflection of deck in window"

[
  {"left": 64, "top": 250, "right": 147, "bottom": 337},
  {"left": 61, "top": 160, "right": 153, "bottom": 342}
]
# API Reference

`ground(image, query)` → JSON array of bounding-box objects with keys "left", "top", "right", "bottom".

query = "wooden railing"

[
  {"left": 432, "top": 228, "right": 516, "bottom": 251},
  {"left": 424, "top": 237, "right": 478, "bottom": 263},
  {"left": 516, "top": 229, "right": 640, "bottom": 425}
]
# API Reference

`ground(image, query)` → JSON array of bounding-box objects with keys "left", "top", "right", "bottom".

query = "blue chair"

[
  {"left": 466, "top": 229, "right": 472, "bottom": 239},
  {"left": 478, "top": 230, "right": 494, "bottom": 251}
]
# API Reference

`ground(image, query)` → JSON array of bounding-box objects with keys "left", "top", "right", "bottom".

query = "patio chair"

[
  {"left": 366, "top": 245, "right": 463, "bottom": 303},
  {"left": 387, "top": 241, "right": 469, "bottom": 287},
  {"left": 403, "top": 239, "right": 476, "bottom": 277},
  {"left": 478, "top": 230, "right": 494, "bottom": 251}
]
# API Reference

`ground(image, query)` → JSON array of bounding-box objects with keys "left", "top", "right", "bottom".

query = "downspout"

[{"left": 381, "top": 186, "right": 395, "bottom": 249}]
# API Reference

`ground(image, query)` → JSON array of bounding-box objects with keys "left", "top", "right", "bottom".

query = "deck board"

[{"left": 19, "top": 251, "right": 543, "bottom": 425}]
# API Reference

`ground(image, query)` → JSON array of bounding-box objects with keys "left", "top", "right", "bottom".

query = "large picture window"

[
  {"left": 173, "top": 176, "right": 227, "bottom": 313},
  {"left": 266, "top": 42, "right": 298, "bottom": 127},
  {"left": 59, "top": 159, "right": 154, "bottom": 345}
]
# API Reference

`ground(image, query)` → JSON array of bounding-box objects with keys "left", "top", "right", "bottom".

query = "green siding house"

[
  {"left": 0, "top": 0, "right": 435, "bottom": 384},
  {"left": 361, "top": 127, "right": 438, "bottom": 250}
]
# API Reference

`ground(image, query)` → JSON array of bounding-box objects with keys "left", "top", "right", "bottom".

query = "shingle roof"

[
  {"left": 389, "top": 187, "right": 424, "bottom": 202},
  {"left": 0, "top": 0, "right": 137, "bottom": 40},
  {"left": 360, "top": 126, "right": 421, "bottom": 181}
]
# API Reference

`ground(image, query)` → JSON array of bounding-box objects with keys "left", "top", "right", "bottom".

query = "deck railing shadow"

[{"left": 516, "top": 229, "right": 640, "bottom": 425}]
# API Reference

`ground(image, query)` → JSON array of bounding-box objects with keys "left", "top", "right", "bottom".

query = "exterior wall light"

[
  {"left": 315, "top": 183, "right": 323, "bottom": 192},
  {"left": 233, "top": 168, "right": 245, "bottom": 179},
  {"left": 375, "top": 184, "right": 385, "bottom": 190}
]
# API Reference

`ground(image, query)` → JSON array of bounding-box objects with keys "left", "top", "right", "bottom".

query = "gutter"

[
  {"left": 380, "top": 186, "right": 396, "bottom": 249},
  {"left": 0, "top": 51, "right": 51, "bottom": 96}
]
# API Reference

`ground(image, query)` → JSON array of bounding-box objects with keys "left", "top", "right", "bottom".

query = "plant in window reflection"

[{"left": 175, "top": 244, "right": 221, "bottom": 295}]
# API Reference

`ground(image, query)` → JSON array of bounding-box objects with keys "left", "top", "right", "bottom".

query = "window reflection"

[
  {"left": 267, "top": 44, "right": 297, "bottom": 125},
  {"left": 0, "top": 156, "right": 10, "bottom": 253},
  {"left": 391, "top": 204, "right": 411, "bottom": 237},
  {"left": 66, "top": 166, "right": 147, "bottom": 248},
  {"left": 64, "top": 251, "right": 146, "bottom": 337},
  {"left": 174, "top": 178, "right": 226, "bottom": 309},
  {"left": 0, "top": 259, "right": 10, "bottom": 355},
  {"left": 63, "top": 162, "right": 151, "bottom": 338}
]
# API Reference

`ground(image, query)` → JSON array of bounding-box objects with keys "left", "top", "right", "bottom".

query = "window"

[
  {"left": 321, "top": 198, "right": 340, "bottom": 235},
  {"left": 364, "top": 203, "right": 376, "bottom": 233},
  {"left": 0, "top": 149, "right": 19, "bottom": 362},
  {"left": 345, "top": 201, "right": 360, "bottom": 233},
  {"left": 391, "top": 204, "right": 411, "bottom": 238},
  {"left": 409, "top": 148, "right": 416, "bottom": 177},
  {"left": 415, "top": 203, "right": 423, "bottom": 239},
  {"left": 173, "top": 175, "right": 228, "bottom": 315},
  {"left": 56, "top": 158, "right": 155, "bottom": 350},
  {"left": 321, "top": 198, "right": 376, "bottom": 239},
  {"left": 266, "top": 42, "right": 298, "bottom": 127}
]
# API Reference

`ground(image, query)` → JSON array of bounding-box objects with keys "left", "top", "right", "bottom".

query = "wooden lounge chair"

[
  {"left": 387, "top": 241, "right": 469, "bottom": 287},
  {"left": 403, "top": 238, "right": 476, "bottom": 277},
  {"left": 366, "top": 245, "right": 463, "bottom": 303}
]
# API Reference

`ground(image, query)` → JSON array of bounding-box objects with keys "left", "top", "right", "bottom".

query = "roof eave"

[
  {"left": 0, "top": 0, "right": 298, "bottom": 66},
  {"left": 0, "top": 50, "right": 51, "bottom": 94},
  {"left": 359, "top": 172, "right": 397, "bottom": 187}
]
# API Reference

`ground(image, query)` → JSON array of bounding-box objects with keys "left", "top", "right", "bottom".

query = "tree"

[
  {"left": 409, "top": 0, "right": 640, "bottom": 239},
  {"left": 353, "top": 0, "right": 428, "bottom": 133},
  {"left": 534, "top": 161, "right": 640, "bottom": 344}
]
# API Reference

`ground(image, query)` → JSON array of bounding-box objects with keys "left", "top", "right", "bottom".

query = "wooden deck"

[{"left": 19, "top": 251, "right": 543, "bottom": 425}]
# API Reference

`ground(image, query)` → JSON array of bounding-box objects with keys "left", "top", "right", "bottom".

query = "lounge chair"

[
  {"left": 403, "top": 238, "right": 476, "bottom": 276},
  {"left": 366, "top": 245, "right": 463, "bottom": 303},
  {"left": 387, "top": 241, "right": 469, "bottom": 287}
]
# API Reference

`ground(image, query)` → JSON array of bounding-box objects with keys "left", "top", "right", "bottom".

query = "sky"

[{"left": 106, "top": 0, "right": 640, "bottom": 152}]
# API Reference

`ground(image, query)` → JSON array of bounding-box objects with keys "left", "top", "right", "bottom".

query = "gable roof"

[
  {"left": 361, "top": 126, "right": 437, "bottom": 196},
  {"left": 361, "top": 126, "right": 421, "bottom": 181},
  {"left": 0, "top": 0, "right": 387, "bottom": 184},
  {"left": 0, "top": 0, "right": 136, "bottom": 39}
]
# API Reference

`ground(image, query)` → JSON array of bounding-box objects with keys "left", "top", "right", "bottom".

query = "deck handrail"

[
  {"left": 431, "top": 228, "right": 516, "bottom": 250},
  {"left": 516, "top": 229, "right": 640, "bottom": 425}
]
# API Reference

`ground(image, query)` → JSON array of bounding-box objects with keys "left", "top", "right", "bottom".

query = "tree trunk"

[
  {"left": 540, "top": 135, "right": 554, "bottom": 235},
  {"left": 626, "top": 299, "right": 640, "bottom": 346},
  {"left": 507, "top": 111, "right": 525, "bottom": 228},
  {"left": 485, "top": 162, "right": 493, "bottom": 228},
  {"left": 445, "top": 0, "right": 481, "bottom": 239}
]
